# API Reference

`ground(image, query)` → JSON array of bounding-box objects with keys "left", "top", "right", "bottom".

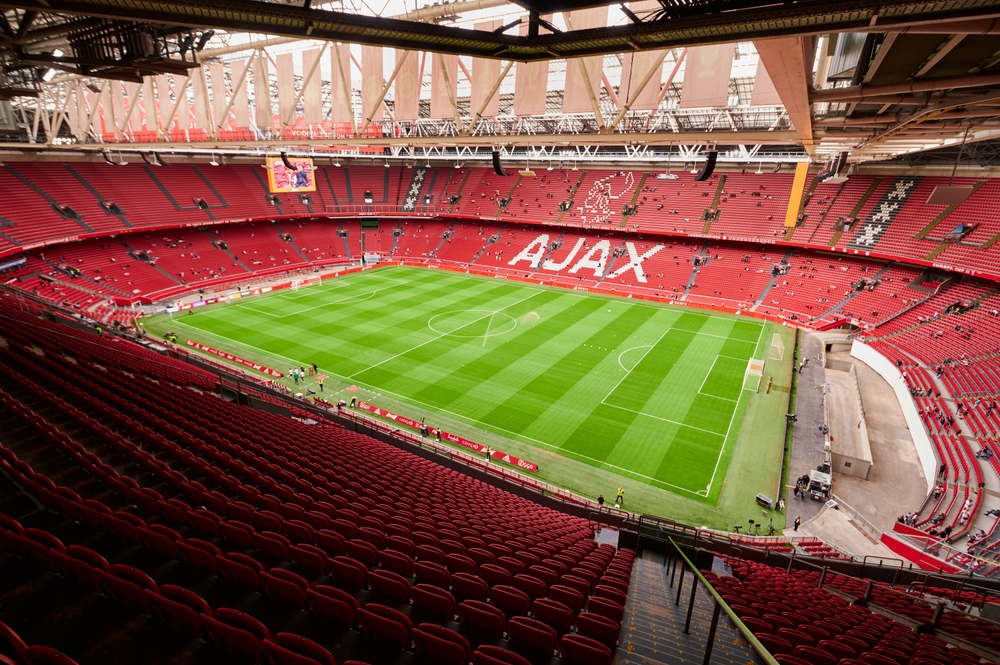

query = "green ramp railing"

[{"left": 666, "top": 536, "right": 779, "bottom": 665}]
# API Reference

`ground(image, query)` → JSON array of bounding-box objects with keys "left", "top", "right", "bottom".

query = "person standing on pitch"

[
  {"left": 597, "top": 494, "right": 605, "bottom": 508},
  {"left": 616, "top": 487, "right": 625, "bottom": 507},
  {"left": 318, "top": 378, "right": 324, "bottom": 392},
  {"left": 484, "top": 446, "right": 493, "bottom": 462}
]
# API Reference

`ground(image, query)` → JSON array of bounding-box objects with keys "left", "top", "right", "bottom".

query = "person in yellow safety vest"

[
  {"left": 616, "top": 487, "right": 625, "bottom": 507},
  {"left": 484, "top": 446, "right": 493, "bottom": 462}
]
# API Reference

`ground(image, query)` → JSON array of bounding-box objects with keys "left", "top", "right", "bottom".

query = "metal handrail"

[{"left": 667, "top": 537, "right": 779, "bottom": 665}]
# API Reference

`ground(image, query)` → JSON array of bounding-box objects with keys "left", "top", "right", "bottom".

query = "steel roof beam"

[
  {"left": 810, "top": 73, "right": 1000, "bottom": 103},
  {"left": 2, "top": 0, "right": 1000, "bottom": 61}
]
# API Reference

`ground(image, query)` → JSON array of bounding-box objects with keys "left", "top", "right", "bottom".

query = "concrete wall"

[
  {"left": 851, "top": 340, "right": 935, "bottom": 495},
  {"left": 832, "top": 452, "right": 871, "bottom": 479},
  {"left": 826, "top": 358, "right": 854, "bottom": 372}
]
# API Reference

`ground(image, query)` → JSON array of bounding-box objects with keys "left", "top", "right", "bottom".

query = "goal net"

[
  {"left": 743, "top": 358, "right": 766, "bottom": 392},
  {"left": 769, "top": 333, "right": 785, "bottom": 361},
  {"left": 291, "top": 275, "right": 322, "bottom": 291}
]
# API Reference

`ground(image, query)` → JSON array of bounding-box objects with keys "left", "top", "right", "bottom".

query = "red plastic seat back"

[
  {"left": 561, "top": 634, "right": 612, "bottom": 665},
  {"left": 357, "top": 604, "right": 412, "bottom": 650},
  {"left": 262, "top": 633, "right": 336, "bottom": 665},
  {"left": 25, "top": 646, "right": 81, "bottom": 665},
  {"left": 305, "top": 585, "right": 357, "bottom": 625},
  {"left": 459, "top": 600, "right": 506, "bottom": 639},
  {"left": 473, "top": 645, "right": 532, "bottom": 665},
  {"left": 0, "top": 621, "right": 29, "bottom": 664},
  {"left": 577, "top": 612, "right": 619, "bottom": 649},
  {"left": 411, "top": 584, "right": 456, "bottom": 618},
  {"left": 412, "top": 623, "right": 472, "bottom": 665},
  {"left": 491, "top": 585, "right": 531, "bottom": 619},
  {"left": 507, "top": 616, "right": 556, "bottom": 654}
]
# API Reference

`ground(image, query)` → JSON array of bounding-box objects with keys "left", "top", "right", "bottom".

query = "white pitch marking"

[
  {"left": 174, "top": 316, "right": 712, "bottom": 497},
  {"left": 617, "top": 345, "right": 652, "bottom": 373},
  {"left": 349, "top": 290, "right": 542, "bottom": 378},
  {"left": 703, "top": 321, "right": 768, "bottom": 495},
  {"left": 232, "top": 278, "right": 409, "bottom": 318},
  {"left": 697, "top": 355, "right": 744, "bottom": 402}
]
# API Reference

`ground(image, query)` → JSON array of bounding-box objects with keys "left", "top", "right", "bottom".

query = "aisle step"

[{"left": 617, "top": 555, "right": 762, "bottom": 664}]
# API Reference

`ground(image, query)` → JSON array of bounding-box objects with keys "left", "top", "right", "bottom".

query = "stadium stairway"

[
  {"left": 427, "top": 221, "right": 457, "bottom": 259},
  {"left": 682, "top": 243, "right": 710, "bottom": 297},
  {"left": 752, "top": 249, "right": 793, "bottom": 309},
  {"left": 272, "top": 222, "right": 314, "bottom": 264},
  {"left": 115, "top": 237, "right": 185, "bottom": 287},
  {"left": 619, "top": 553, "right": 758, "bottom": 665},
  {"left": 816, "top": 263, "right": 893, "bottom": 322}
]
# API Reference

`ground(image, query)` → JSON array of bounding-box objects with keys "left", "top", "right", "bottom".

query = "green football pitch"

[{"left": 150, "top": 266, "right": 786, "bottom": 518}]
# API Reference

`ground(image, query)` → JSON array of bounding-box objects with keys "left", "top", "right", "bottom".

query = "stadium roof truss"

[{"left": 0, "top": 0, "right": 998, "bottom": 166}]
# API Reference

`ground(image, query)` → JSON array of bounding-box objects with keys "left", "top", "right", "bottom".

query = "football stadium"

[{"left": 1, "top": 1, "right": 1000, "bottom": 664}]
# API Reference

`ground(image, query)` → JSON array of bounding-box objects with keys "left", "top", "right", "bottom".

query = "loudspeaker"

[
  {"left": 492, "top": 150, "right": 508, "bottom": 177},
  {"left": 833, "top": 151, "right": 848, "bottom": 175},
  {"left": 693, "top": 151, "right": 717, "bottom": 182}
]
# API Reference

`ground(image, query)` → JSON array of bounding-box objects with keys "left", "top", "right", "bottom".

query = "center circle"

[{"left": 428, "top": 309, "right": 518, "bottom": 339}]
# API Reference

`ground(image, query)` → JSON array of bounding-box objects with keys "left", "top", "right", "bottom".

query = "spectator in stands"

[
  {"left": 960, "top": 509, "right": 971, "bottom": 526},
  {"left": 985, "top": 508, "right": 1000, "bottom": 517},
  {"left": 934, "top": 484, "right": 944, "bottom": 499},
  {"left": 931, "top": 512, "right": 946, "bottom": 525},
  {"left": 977, "top": 447, "right": 994, "bottom": 460}
]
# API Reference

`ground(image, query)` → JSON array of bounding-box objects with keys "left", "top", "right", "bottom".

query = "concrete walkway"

[
  {"left": 787, "top": 332, "right": 828, "bottom": 524},
  {"left": 786, "top": 504, "right": 899, "bottom": 560},
  {"left": 827, "top": 349, "right": 928, "bottom": 533}
]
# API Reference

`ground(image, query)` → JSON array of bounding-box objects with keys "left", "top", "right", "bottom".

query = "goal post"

[
  {"left": 743, "top": 358, "right": 766, "bottom": 392},
  {"left": 291, "top": 275, "right": 322, "bottom": 291},
  {"left": 769, "top": 333, "right": 785, "bottom": 362}
]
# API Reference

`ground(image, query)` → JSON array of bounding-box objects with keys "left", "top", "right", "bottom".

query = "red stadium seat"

[
  {"left": 260, "top": 568, "right": 310, "bottom": 608},
  {"left": 145, "top": 585, "right": 211, "bottom": 637},
  {"left": 491, "top": 585, "right": 531, "bottom": 619},
  {"left": 459, "top": 600, "right": 506, "bottom": 639},
  {"left": 262, "top": 633, "right": 337, "bottom": 665},
  {"left": 0, "top": 621, "right": 29, "bottom": 664},
  {"left": 473, "top": 645, "right": 532, "bottom": 665},
  {"left": 533, "top": 598, "right": 575, "bottom": 636},
  {"left": 369, "top": 569, "right": 412, "bottom": 604},
  {"left": 24, "top": 646, "right": 81, "bottom": 665},
  {"left": 577, "top": 612, "right": 620, "bottom": 649},
  {"left": 201, "top": 608, "right": 272, "bottom": 664},
  {"left": 216, "top": 552, "right": 263, "bottom": 590},
  {"left": 97, "top": 564, "right": 158, "bottom": 613},
  {"left": 561, "top": 634, "right": 613, "bottom": 665},
  {"left": 306, "top": 585, "right": 358, "bottom": 625},
  {"left": 378, "top": 549, "right": 413, "bottom": 577},
  {"left": 586, "top": 597, "right": 624, "bottom": 625},
  {"left": 412, "top": 623, "right": 472, "bottom": 665},
  {"left": 507, "top": 616, "right": 557, "bottom": 656},
  {"left": 330, "top": 556, "right": 368, "bottom": 590},
  {"left": 357, "top": 604, "right": 412, "bottom": 651},
  {"left": 411, "top": 583, "right": 457, "bottom": 619},
  {"left": 52, "top": 545, "right": 110, "bottom": 593},
  {"left": 452, "top": 572, "right": 489, "bottom": 603}
]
